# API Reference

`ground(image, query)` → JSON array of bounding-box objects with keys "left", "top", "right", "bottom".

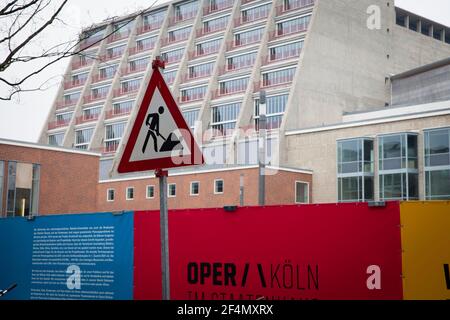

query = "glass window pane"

[
  {"left": 380, "top": 173, "right": 403, "bottom": 200},
  {"left": 31, "top": 164, "right": 40, "bottom": 215},
  {"left": 426, "top": 170, "right": 450, "bottom": 200},
  {"left": 6, "top": 162, "right": 17, "bottom": 217},
  {"left": 364, "top": 176, "right": 374, "bottom": 201},
  {"left": 295, "top": 182, "right": 309, "bottom": 204},
  {"left": 408, "top": 173, "right": 419, "bottom": 200}
]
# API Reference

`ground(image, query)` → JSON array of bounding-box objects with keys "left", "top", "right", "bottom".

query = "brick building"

[{"left": 0, "top": 139, "right": 312, "bottom": 216}]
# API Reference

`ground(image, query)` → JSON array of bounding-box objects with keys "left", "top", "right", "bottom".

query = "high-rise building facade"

[{"left": 38, "top": 0, "right": 450, "bottom": 204}]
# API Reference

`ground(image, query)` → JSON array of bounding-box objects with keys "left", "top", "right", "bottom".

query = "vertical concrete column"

[
  {"left": 417, "top": 20, "right": 422, "bottom": 33},
  {"left": 374, "top": 137, "right": 380, "bottom": 202},
  {"left": 405, "top": 15, "right": 410, "bottom": 29},
  {"left": 441, "top": 28, "right": 446, "bottom": 42},
  {"left": 417, "top": 132, "right": 425, "bottom": 200},
  {"left": 429, "top": 24, "right": 434, "bottom": 37}
]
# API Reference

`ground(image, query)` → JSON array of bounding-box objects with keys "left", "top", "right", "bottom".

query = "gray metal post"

[
  {"left": 258, "top": 91, "right": 267, "bottom": 206},
  {"left": 158, "top": 170, "right": 170, "bottom": 300}
]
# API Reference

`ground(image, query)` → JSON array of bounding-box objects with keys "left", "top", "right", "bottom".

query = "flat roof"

[
  {"left": 0, "top": 138, "right": 102, "bottom": 157},
  {"left": 390, "top": 56, "right": 450, "bottom": 80}
]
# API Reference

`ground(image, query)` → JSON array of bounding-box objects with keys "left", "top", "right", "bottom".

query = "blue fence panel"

[{"left": 0, "top": 212, "right": 134, "bottom": 300}]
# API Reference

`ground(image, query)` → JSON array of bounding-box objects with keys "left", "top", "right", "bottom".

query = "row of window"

[
  {"left": 337, "top": 127, "right": 450, "bottom": 202},
  {"left": 107, "top": 179, "right": 225, "bottom": 202},
  {"left": 107, "top": 180, "right": 310, "bottom": 204}
]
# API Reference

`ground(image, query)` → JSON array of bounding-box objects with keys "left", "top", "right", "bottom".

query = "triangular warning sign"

[{"left": 118, "top": 63, "right": 204, "bottom": 173}]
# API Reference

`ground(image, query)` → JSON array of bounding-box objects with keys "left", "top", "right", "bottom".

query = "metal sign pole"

[
  {"left": 156, "top": 168, "right": 170, "bottom": 300},
  {"left": 258, "top": 91, "right": 267, "bottom": 206}
]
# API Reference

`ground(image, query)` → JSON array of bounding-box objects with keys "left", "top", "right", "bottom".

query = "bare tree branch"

[{"left": 0, "top": 0, "right": 39, "bottom": 16}]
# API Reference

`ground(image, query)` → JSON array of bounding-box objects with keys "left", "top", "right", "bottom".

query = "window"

[
  {"left": 0, "top": 161, "right": 3, "bottom": 215},
  {"left": 195, "top": 38, "right": 222, "bottom": 56},
  {"left": 82, "top": 106, "right": 102, "bottom": 121},
  {"left": 211, "top": 102, "right": 241, "bottom": 136},
  {"left": 146, "top": 185, "right": 155, "bottom": 199},
  {"left": 180, "top": 86, "right": 207, "bottom": 103},
  {"left": 129, "top": 57, "right": 150, "bottom": 72},
  {"left": 161, "top": 48, "right": 185, "bottom": 64},
  {"left": 262, "top": 67, "right": 296, "bottom": 87},
  {"left": 113, "top": 101, "right": 133, "bottom": 116},
  {"left": 121, "top": 78, "right": 142, "bottom": 93},
  {"left": 143, "top": 10, "right": 166, "bottom": 30},
  {"left": 276, "top": 15, "right": 311, "bottom": 36},
  {"left": 126, "top": 187, "right": 134, "bottom": 200},
  {"left": 63, "top": 92, "right": 81, "bottom": 105},
  {"left": 254, "top": 94, "right": 288, "bottom": 130},
  {"left": 56, "top": 112, "right": 73, "bottom": 126},
  {"left": 295, "top": 181, "right": 309, "bottom": 204},
  {"left": 188, "top": 62, "right": 215, "bottom": 79},
  {"left": 168, "top": 26, "right": 192, "bottom": 43},
  {"left": 227, "top": 52, "right": 257, "bottom": 71},
  {"left": 337, "top": 138, "right": 374, "bottom": 202},
  {"left": 234, "top": 28, "right": 263, "bottom": 46},
  {"left": 48, "top": 133, "right": 64, "bottom": 146},
  {"left": 75, "top": 127, "right": 94, "bottom": 149},
  {"left": 6, "top": 162, "right": 40, "bottom": 217},
  {"left": 91, "top": 85, "right": 110, "bottom": 99},
  {"left": 71, "top": 72, "right": 88, "bottom": 86},
  {"left": 82, "top": 27, "right": 105, "bottom": 46},
  {"left": 168, "top": 184, "right": 176, "bottom": 197},
  {"left": 164, "top": 69, "right": 178, "bottom": 84},
  {"left": 183, "top": 109, "right": 199, "bottom": 130},
  {"left": 190, "top": 182, "right": 200, "bottom": 196},
  {"left": 174, "top": 1, "right": 198, "bottom": 22},
  {"left": 105, "top": 122, "right": 126, "bottom": 153},
  {"left": 219, "top": 77, "right": 249, "bottom": 95},
  {"left": 99, "top": 65, "right": 118, "bottom": 80},
  {"left": 241, "top": 3, "right": 271, "bottom": 23},
  {"left": 203, "top": 15, "right": 229, "bottom": 34},
  {"left": 214, "top": 179, "right": 224, "bottom": 194},
  {"left": 136, "top": 36, "right": 157, "bottom": 52},
  {"left": 207, "top": 0, "right": 233, "bottom": 13},
  {"left": 112, "top": 19, "right": 133, "bottom": 37},
  {"left": 283, "top": 0, "right": 315, "bottom": 11},
  {"left": 106, "top": 45, "right": 126, "bottom": 59},
  {"left": 269, "top": 41, "right": 303, "bottom": 61},
  {"left": 379, "top": 133, "right": 418, "bottom": 201},
  {"left": 107, "top": 189, "right": 115, "bottom": 202},
  {"left": 425, "top": 128, "right": 450, "bottom": 200}
]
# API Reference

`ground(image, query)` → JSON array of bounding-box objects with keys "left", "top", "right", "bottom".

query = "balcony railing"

[
  {"left": 48, "top": 119, "right": 71, "bottom": 130},
  {"left": 226, "top": 38, "right": 260, "bottom": 51},
  {"left": 234, "top": 11, "right": 270, "bottom": 27},
  {"left": 75, "top": 114, "right": 99, "bottom": 125},
  {"left": 182, "top": 72, "right": 211, "bottom": 83},
  {"left": 92, "top": 73, "right": 115, "bottom": 84},
  {"left": 100, "top": 51, "right": 125, "bottom": 62},
  {"left": 64, "top": 79, "right": 86, "bottom": 90},
  {"left": 137, "top": 23, "right": 162, "bottom": 35},
  {"left": 128, "top": 43, "right": 155, "bottom": 56},
  {"left": 189, "top": 47, "right": 220, "bottom": 59},
  {"left": 269, "top": 24, "right": 308, "bottom": 41},
  {"left": 72, "top": 60, "right": 93, "bottom": 70},
  {"left": 254, "top": 76, "right": 294, "bottom": 92},
  {"left": 203, "top": 0, "right": 233, "bottom": 15},
  {"left": 276, "top": 0, "right": 315, "bottom": 16},
  {"left": 93, "top": 143, "right": 119, "bottom": 155},
  {"left": 55, "top": 99, "right": 78, "bottom": 109},
  {"left": 121, "top": 64, "right": 148, "bottom": 76},
  {"left": 113, "top": 87, "right": 139, "bottom": 98},
  {"left": 161, "top": 35, "right": 190, "bottom": 47},
  {"left": 105, "top": 108, "right": 132, "bottom": 120},
  {"left": 241, "top": 0, "right": 257, "bottom": 4},
  {"left": 219, "top": 62, "right": 254, "bottom": 75},
  {"left": 107, "top": 30, "right": 131, "bottom": 43},
  {"left": 84, "top": 92, "right": 109, "bottom": 104},
  {"left": 196, "top": 25, "right": 227, "bottom": 38},
  {"left": 168, "top": 12, "right": 197, "bottom": 26},
  {"left": 261, "top": 52, "right": 301, "bottom": 65},
  {"left": 212, "top": 86, "right": 247, "bottom": 99},
  {"left": 178, "top": 93, "right": 205, "bottom": 104}
]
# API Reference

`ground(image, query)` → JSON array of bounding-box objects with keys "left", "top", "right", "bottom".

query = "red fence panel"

[{"left": 134, "top": 203, "right": 403, "bottom": 300}]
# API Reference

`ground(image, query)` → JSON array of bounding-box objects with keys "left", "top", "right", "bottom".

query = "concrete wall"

[
  {"left": 0, "top": 143, "right": 100, "bottom": 215},
  {"left": 283, "top": 0, "right": 450, "bottom": 132},
  {"left": 285, "top": 114, "right": 450, "bottom": 203},
  {"left": 97, "top": 167, "right": 312, "bottom": 211}
]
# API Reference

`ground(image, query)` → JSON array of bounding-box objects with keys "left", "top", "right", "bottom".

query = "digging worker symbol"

[{"left": 142, "top": 106, "right": 182, "bottom": 154}]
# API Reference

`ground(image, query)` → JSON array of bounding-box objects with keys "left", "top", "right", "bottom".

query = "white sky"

[{"left": 0, "top": 0, "right": 449, "bottom": 142}]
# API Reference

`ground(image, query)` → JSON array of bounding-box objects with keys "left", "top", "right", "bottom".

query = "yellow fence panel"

[{"left": 400, "top": 201, "right": 450, "bottom": 300}]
